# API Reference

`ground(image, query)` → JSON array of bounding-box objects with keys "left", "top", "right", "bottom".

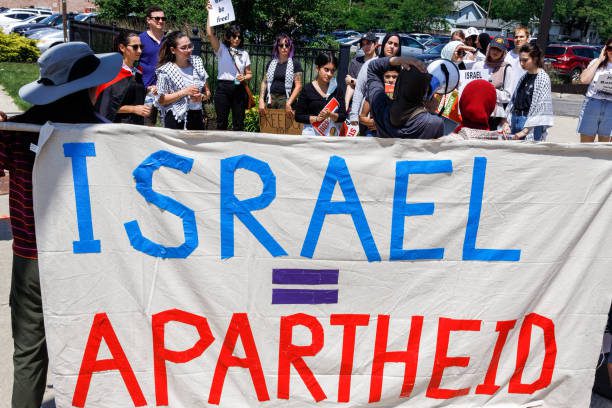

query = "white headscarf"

[{"left": 441, "top": 41, "right": 464, "bottom": 61}]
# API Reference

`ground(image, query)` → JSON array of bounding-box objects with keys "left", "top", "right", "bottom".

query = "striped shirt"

[{"left": 0, "top": 130, "right": 38, "bottom": 259}]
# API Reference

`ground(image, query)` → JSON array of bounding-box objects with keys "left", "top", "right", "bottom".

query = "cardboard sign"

[
  {"left": 594, "top": 72, "right": 612, "bottom": 94},
  {"left": 32, "top": 124, "right": 612, "bottom": 407},
  {"left": 340, "top": 121, "right": 359, "bottom": 137},
  {"left": 458, "top": 69, "right": 491, "bottom": 94},
  {"left": 208, "top": 0, "right": 235, "bottom": 27},
  {"left": 259, "top": 109, "right": 302, "bottom": 135}
]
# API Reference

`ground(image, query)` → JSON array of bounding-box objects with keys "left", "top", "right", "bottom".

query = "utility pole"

[
  {"left": 62, "top": 0, "right": 68, "bottom": 42},
  {"left": 538, "top": 0, "right": 553, "bottom": 50},
  {"left": 484, "top": 0, "right": 492, "bottom": 31}
]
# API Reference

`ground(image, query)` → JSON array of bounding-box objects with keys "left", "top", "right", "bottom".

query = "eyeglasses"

[
  {"left": 127, "top": 44, "right": 144, "bottom": 50},
  {"left": 149, "top": 16, "right": 166, "bottom": 21},
  {"left": 231, "top": 34, "right": 241, "bottom": 39},
  {"left": 177, "top": 44, "right": 194, "bottom": 51},
  {"left": 278, "top": 43, "right": 290, "bottom": 49}
]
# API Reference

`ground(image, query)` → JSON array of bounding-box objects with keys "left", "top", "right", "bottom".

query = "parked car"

[
  {"left": 1, "top": 8, "right": 51, "bottom": 15},
  {"left": 12, "top": 13, "right": 65, "bottom": 35},
  {"left": 422, "top": 35, "right": 450, "bottom": 47},
  {"left": 409, "top": 33, "right": 433, "bottom": 43},
  {"left": 331, "top": 30, "right": 360, "bottom": 39},
  {"left": 337, "top": 36, "right": 362, "bottom": 55},
  {"left": 34, "top": 28, "right": 65, "bottom": 52},
  {"left": 0, "top": 10, "right": 40, "bottom": 29},
  {"left": 1, "top": 14, "right": 46, "bottom": 33},
  {"left": 74, "top": 12, "right": 97, "bottom": 23},
  {"left": 545, "top": 44, "right": 599, "bottom": 82},
  {"left": 374, "top": 33, "right": 426, "bottom": 56},
  {"left": 26, "top": 25, "right": 61, "bottom": 39},
  {"left": 414, "top": 43, "right": 445, "bottom": 65}
]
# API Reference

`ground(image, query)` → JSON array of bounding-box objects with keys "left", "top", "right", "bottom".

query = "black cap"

[{"left": 360, "top": 32, "right": 378, "bottom": 47}]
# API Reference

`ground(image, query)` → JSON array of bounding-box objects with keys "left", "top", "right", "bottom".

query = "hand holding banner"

[
  {"left": 208, "top": 0, "right": 235, "bottom": 27},
  {"left": 313, "top": 98, "right": 339, "bottom": 136}
]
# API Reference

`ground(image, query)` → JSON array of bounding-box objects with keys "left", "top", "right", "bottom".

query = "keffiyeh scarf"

[
  {"left": 266, "top": 58, "right": 294, "bottom": 104},
  {"left": 155, "top": 55, "right": 208, "bottom": 128},
  {"left": 507, "top": 69, "right": 554, "bottom": 137}
]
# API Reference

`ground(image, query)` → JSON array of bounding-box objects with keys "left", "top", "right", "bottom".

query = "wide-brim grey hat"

[{"left": 19, "top": 42, "right": 122, "bottom": 105}]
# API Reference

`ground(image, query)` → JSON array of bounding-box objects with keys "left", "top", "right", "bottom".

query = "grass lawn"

[{"left": 0, "top": 62, "right": 39, "bottom": 111}]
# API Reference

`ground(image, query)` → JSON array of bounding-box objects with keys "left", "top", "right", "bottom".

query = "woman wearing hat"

[
  {"left": 155, "top": 31, "right": 211, "bottom": 130},
  {"left": 441, "top": 41, "right": 477, "bottom": 70},
  {"left": 0, "top": 41, "right": 122, "bottom": 407},
  {"left": 473, "top": 35, "right": 513, "bottom": 130},
  {"left": 95, "top": 31, "right": 150, "bottom": 125},
  {"left": 258, "top": 34, "right": 303, "bottom": 118}
]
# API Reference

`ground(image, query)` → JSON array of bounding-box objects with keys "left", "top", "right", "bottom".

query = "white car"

[
  {"left": 35, "top": 29, "right": 66, "bottom": 52},
  {"left": 1, "top": 14, "right": 46, "bottom": 33},
  {"left": 0, "top": 11, "right": 39, "bottom": 30}
]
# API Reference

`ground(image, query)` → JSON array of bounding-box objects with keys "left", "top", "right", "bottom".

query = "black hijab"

[
  {"left": 478, "top": 33, "right": 491, "bottom": 55},
  {"left": 389, "top": 68, "right": 432, "bottom": 127}
]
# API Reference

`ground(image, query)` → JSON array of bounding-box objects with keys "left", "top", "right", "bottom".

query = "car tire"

[{"left": 570, "top": 68, "right": 581, "bottom": 83}]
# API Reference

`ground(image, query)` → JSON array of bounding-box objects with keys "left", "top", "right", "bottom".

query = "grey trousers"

[{"left": 10, "top": 254, "right": 47, "bottom": 408}]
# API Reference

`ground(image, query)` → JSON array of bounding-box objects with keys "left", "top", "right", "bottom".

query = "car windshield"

[
  {"left": 546, "top": 46, "right": 566, "bottom": 56},
  {"left": 39, "top": 14, "right": 57, "bottom": 24},
  {"left": 426, "top": 44, "right": 445, "bottom": 54},
  {"left": 74, "top": 14, "right": 89, "bottom": 21}
]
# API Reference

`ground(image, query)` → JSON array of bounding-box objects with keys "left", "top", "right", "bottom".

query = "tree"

[{"left": 347, "top": 0, "right": 453, "bottom": 32}]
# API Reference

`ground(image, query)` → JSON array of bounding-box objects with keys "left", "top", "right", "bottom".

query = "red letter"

[
  {"left": 72, "top": 313, "right": 146, "bottom": 407},
  {"left": 369, "top": 315, "right": 423, "bottom": 402},
  {"left": 209, "top": 313, "right": 269, "bottom": 404},
  {"left": 509, "top": 313, "right": 557, "bottom": 394},
  {"left": 475, "top": 320, "right": 516, "bottom": 394},
  {"left": 427, "top": 317, "right": 481, "bottom": 399},
  {"left": 330, "top": 314, "right": 370, "bottom": 402},
  {"left": 152, "top": 309, "right": 215, "bottom": 406},
  {"left": 278, "top": 313, "right": 327, "bottom": 402}
]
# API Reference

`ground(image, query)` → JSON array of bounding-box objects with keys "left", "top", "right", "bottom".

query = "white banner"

[
  {"left": 207, "top": 0, "right": 235, "bottom": 27},
  {"left": 458, "top": 69, "right": 491, "bottom": 94},
  {"left": 33, "top": 124, "right": 612, "bottom": 407}
]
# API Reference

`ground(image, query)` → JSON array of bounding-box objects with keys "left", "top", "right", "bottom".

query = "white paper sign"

[
  {"left": 33, "top": 124, "right": 612, "bottom": 407},
  {"left": 459, "top": 69, "right": 491, "bottom": 94},
  {"left": 208, "top": 0, "right": 235, "bottom": 27}
]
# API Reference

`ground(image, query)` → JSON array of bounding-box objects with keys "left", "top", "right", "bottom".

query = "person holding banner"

[
  {"left": 95, "top": 31, "right": 149, "bottom": 125},
  {"left": 577, "top": 37, "right": 612, "bottom": 143},
  {"left": 0, "top": 42, "right": 122, "bottom": 408},
  {"left": 294, "top": 52, "right": 347, "bottom": 135},
  {"left": 504, "top": 44, "right": 553, "bottom": 141},
  {"left": 258, "top": 34, "right": 303, "bottom": 118},
  {"left": 155, "top": 31, "right": 211, "bottom": 130},
  {"left": 206, "top": 3, "right": 252, "bottom": 131},
  {"left": 472, "top": 35, "right": 513, "bottom": 130}
]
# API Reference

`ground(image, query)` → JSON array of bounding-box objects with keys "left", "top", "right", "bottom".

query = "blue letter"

[
  {"left": 64, "top": 143, "right": 100, "bottom": 253},
  {"left": 301, "top": 156, "right": 380, "bottom": 262},
  {"left": 463, "top": 157, "right": 521, "bottom": 261},
  {"left": 124, "top": 151, "right": 198, "bottom": 259},
  {"left": 220, "top": 155, "right": 287, "bottom": 259},
  {"left": 390, "top": 160, "right": 453, "bottom": 261}
]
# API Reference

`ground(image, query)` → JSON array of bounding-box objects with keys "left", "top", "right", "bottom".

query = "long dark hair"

[
  {"left": 222, "top": 25, "right": 243, "bottom": 48},
  {"left": 379, "top": 33, "right": 402, "bottom": 57},
  {"left": 599, "top": 37, "right": 612, "bottom": 69},
  {"left": 272, "top": 34, "right": 294, "bottom": 59},
  {"left": 519, "top": 43, "right": 543, "bottom": 68},
  {"left": 157, "top": 31, "right": 188, "bottom": 67},
  {"left": 113, "top": 30, "right": 139, "bottom": 54},
  {"left": 314, "top": 52, "right": 337, "bottom": 69},
  {"left": 478, "top": 33, "right": 490, "bottom": 54}
]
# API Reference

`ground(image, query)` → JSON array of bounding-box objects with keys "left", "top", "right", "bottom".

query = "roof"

[
  {"left": 453, "top": 1, "right": 487, "bottom": 16},
  {"left": 454, "top": 17, "right": 511, "bottom": 30}
]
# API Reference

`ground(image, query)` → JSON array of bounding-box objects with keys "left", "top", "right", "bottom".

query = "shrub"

[{"left": 0, "top": 32, "right": 40, "bottom": 63}]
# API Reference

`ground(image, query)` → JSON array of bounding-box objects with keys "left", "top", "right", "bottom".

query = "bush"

[{"left": 0, "top": 32, "right": 40, "bottom": 63}]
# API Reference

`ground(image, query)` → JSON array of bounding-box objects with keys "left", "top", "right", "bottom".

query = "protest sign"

[
  {"left": 594, "top": 72, "right": 612, "bottom": 94},
  {"left": 458, "top": 69, "right": 491, "bottom": 94},
  {"left": 313, "top": 97, "right": 340, "bottom": 136},
  {"left": 207, "top": 0, "right": 235, "bottom": 27},
  {"left": 33, "top": 124, "right": 612, "bottom": 406},
  {"left": 259, "top": 109, "right": 302, "bottom": 135}
]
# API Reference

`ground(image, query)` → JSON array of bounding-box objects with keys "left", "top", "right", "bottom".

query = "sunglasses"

[
  {"left": 278, "top": 43, "right": 290, "bottom": 49},
  {"left": 177, "top": 44, "right": 194, "bottom": 51},
  {"left": 149, "top": 16, "right": 166, "bottom": 21},
  {"left": 127, "top": 44, "right": 144, "bottom": 50},
  {"left": 231, "top": 34, "right": 241, "bottom": 39},
  {"left": 607, "top": 45, "right": 612, "bottom": 51}
]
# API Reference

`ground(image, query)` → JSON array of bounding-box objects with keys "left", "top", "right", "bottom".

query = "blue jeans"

[{"left": 511, "top": 115, "right": 545, "bottom": 141}]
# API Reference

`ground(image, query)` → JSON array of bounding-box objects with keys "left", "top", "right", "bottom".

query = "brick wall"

[{"left": 3, "top": 0, "right": 96, "bottom": 13}]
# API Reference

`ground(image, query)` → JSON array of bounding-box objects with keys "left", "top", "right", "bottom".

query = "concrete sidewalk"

[{"left": 0, "top": 85, "right": 20, "bottom": 117}]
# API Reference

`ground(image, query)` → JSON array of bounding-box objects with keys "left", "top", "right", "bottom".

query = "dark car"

[
  {"left": 545, "top": 44, "right": 599, "bottom": 82},
  {"left": 12, "top": 13, "right": 66, "bottom": 35},
  {"left": 414, "top": 43, "right": 445, "bottom": 65},
  {"left": 423, "top": 35, "right": 450, "bottom": 47}
]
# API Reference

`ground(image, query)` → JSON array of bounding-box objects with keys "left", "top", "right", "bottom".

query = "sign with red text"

[
  {"left": 313, "top": 97, "right": 340, "bottom": 136},
  {"left": 208, "top": 0, "right": 235, "bottom": 27},
  {"left": 33, "top": 124, "right": 612, "bottom": 407}
]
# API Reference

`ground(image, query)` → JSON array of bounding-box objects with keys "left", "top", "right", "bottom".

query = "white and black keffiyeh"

[
  {"left": 265, "top": 58, "right": 294, "bottom": 104},
  {"left": 507, "top": 69, "right": 554, "bottom": 138},
  {"left": 156, "top": 55, "right": 209, "bottom": 127}
]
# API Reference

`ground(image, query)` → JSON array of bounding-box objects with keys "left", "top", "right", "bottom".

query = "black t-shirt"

[
  {"left": 265, "top": 59, "right": 303, "bottom": 96},
  {"left": 294, "top": 82, "right": 347, "bottom": 124},
  {"left": 514, "top": 73, "right": 537, "bottom": 113}
]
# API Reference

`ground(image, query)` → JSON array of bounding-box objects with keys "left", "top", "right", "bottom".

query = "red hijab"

[{"left": 456, "top": 79, "right": 497, "bottom": 131}]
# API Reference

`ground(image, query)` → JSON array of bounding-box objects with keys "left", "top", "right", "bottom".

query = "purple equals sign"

[{"left": 272, "top": 269, "right": 339, "bottom": 305}]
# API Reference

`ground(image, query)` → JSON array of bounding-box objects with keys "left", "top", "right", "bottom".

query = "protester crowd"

[{"left": 0, "top": 3, "right": 612, "bottom": 406}]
